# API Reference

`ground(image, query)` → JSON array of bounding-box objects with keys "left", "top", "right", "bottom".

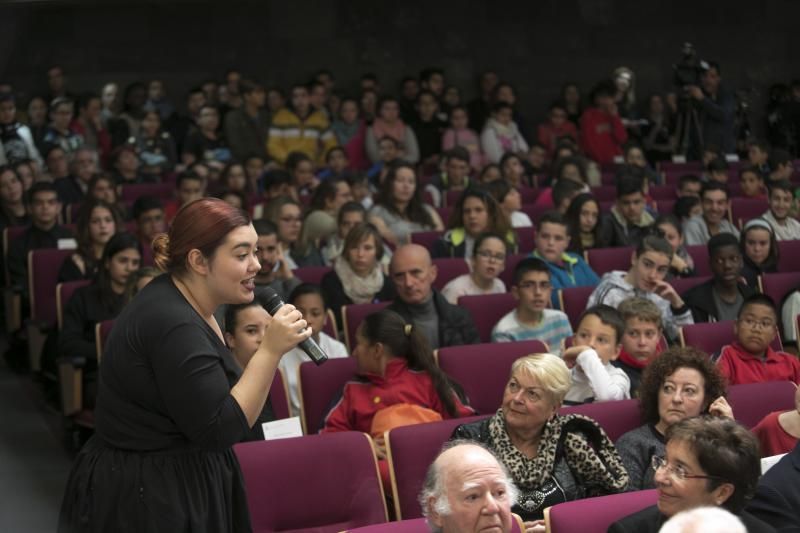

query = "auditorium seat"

[
  {"left": 499, "top": 253, "right": 528, "bottom": 288},
  {"left": 346, "top": 513, "right": 526, "bottom": 532},
  {"left": 436, "top": 340, "right": 548, "bottom": 414},
  {"left": 55, "top": 280, "right": 92, "bottom": 418},
  {"left": 297, "top": 357, "right": 358, "bottom": 434},
  {"left": 269, "top": 368, "right": 292, "bottom": 420},
  {"left": 293, "top": 265, "right": 332, "bottom": 286},
  {"left": 385, "top": 415, "right": 487, "bottom": 520},
  {"left": 431, "top": 257, "right": 470, "bottom": 291},
  {"left": 2, "top": 226, "right": 29, "bottom": 332},
  {"left": 731, "top": 197, "right": 769, "bottom": 228},
  {"left": 679, "top": 320, "right": 783, "bottom": 355},
  {"left": 777, "top": 240, "right": 800, "bottom": 272},
  {"left": 671, "top": 275, "right": 711, "bottom": 296},
  {"left": 342, "top": 301, "right": 391, "bottom": 351},
  {"left": 235, "top": 432, "right": 388, "bottom": 532},
  {"left": 120, "top": 182, "right": 173, "bottom": 202},
  {"left": 759, "top": 272, "right": 800, "bottom": 310},
  {"left": 728, "top": 381, "right": 798, "bottom": 428},
  {"left": 514, "top": 226, "right": 536, "bottom": 253},
  {"left": 95, "top": 319, "right": 114, "bottom": 362},
  {"left": 590, "top": 185, "right": 617, "bottom": 202},
  {"left": 685, "top": 244, "right": 711, "bottom": 276},
  {"left": 585, "top": 246, "right": 634, "bottom": 273},
  {"left": 56, "top": 280, "right": 91, "bottom": 330},
  {"left": 649, "top": 185, "right": 677, "bottom": 200},
  {"left": 409, "top": 230, "right": 443, "bottom": 250},
  {"left": 558, "top": 286, "right": 595, "bottom": 329},
  {"left": 543, "top": 489, "right": 658, "bottom": 533},
  {"left": 457, "top": 293, "right": 516, "bottom": 342},
  {"left": 559, "top": 398, "right": 641, "bottom": 442}
]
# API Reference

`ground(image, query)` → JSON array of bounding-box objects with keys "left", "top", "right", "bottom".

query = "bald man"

[
  {"left": 388, "top": 244, "right": 480, "bottom": 348},
  {"left": 420, "top": 441, "right": 517, "bottom": 533}
]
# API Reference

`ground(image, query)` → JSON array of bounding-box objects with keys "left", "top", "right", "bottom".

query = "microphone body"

[{"left": 261, "top": 287, "right": 328, "bottom": 366}]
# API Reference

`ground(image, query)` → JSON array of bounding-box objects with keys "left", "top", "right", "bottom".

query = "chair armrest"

[
  {"left": 3, "top": 288, "right": 21, "bottom": 333},
  {"left": 57, "top": 360, "right": 83, "bottom": 416}
]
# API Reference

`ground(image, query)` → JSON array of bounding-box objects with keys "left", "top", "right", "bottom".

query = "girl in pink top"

[{"left": 442, "top": 105, "right": 485, "bottom": 172}]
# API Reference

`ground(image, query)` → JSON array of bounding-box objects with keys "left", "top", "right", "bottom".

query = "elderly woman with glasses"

[
  {"left": 609, "top": 416, "right": 772, "bottom": 533},
  {"left": 616, "top": 347, "right": 733, "bottom": 491},
  {"left": 441, "top": 232, "right": 508, "bottom": 304},
  {"left": 451, "top": 353, "right": 629, "bottom": 530}
]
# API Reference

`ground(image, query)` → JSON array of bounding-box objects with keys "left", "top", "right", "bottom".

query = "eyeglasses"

[
  {"left": 738, "top": 317, "right": 775, "bottom": 330},
  {"left": 651, "top": 455, "right": 728, "bottom": 483},
  {"left": 476, "top": 250, "right": 505, "bottom": 263}
]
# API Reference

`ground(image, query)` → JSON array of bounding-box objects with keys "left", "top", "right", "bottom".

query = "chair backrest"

[
  {"left": 731, "top": 197, "right": 769, "bottom": 227},
  {"left": 342, "top": 301, "right": 391, "bottom": 351},
  {"left": 777, "top": 240, "right": 800, "bottom": 272},
  {"left": 544, "top": 489, "right": 658, "bottom": 533},
  {"left": 385, "top": 415, "right": 488, "bottom": 520},
  {"left": 590, "top": 185, "right": 617, "bottom": 202},
  {"left": 347, "top": 516, "right": 524, "bottom": 533},
  {"left": 435, "top": 206, "right": 452, "bottom": 224},
  {"left": 679, "top": 320, "right": 783, "bottom": 354},
  {"left": 298, "top": 357, "right": 358, "bottom": 434},
  {"left": 655, "top": 199, "right": 675, "bottom": 215},
  {"left": 728, "top": 381, "right": 798, "bottom": 428},
  {"left": 759, "top": 272, "right": 800, "bottom": 309},
  {"left": 685, "top": 244, "right": 711, "bottom": 276},
  {"left": 270, "top": 367, "right": 292, "bottom": 420},
  {"left": 649, "top": 185, "right": 677, "bottom": 200},
  {"left": 586, "top": 246, "right": 634, "bottom": 274},
  {"left": 671, "top": 275, "right": 711, "bottom": 297},
  {"left": 95, "top": 319, "right": 114, "bottom": 362},
  {"left": 234, "top": 432, "right": 388, "bottom": 533},
  {"left": 28, "top": 249, "right": 75, "bottom": 324},
  {"left": 457, "top": 293, "right": 517, "bottom": 342},
  {"left": 56, "top": 280, "right": 91, "bottom": 329},
  {"left": 514, "top": 226, "right": 536, "bottom": 253},
  {"left": 432, "top": 258, "right": 470, "bottom": 291},
  {"left": 437, "top": 340, "right": 548, "bottom": 415},
  {"left": 499, "top": 253, "right": 528, "bottom": 288},
  {"left": 323, "top": 308, "right": 339, "bottom": 341},
  {"left": 293, "top": 265, "right": 333, "bottom": 286},
  {"left": 410, "top": 230, "right": 444, "bottom": 250},
  {"left": 558, "top": 286, "right": 596, "bottom": 329},
  {"left": 120, "top": 182, "right": 173, "bottom": 202},
  {"left": 559, "top": 399, "right": 642, "bottom": 442}
]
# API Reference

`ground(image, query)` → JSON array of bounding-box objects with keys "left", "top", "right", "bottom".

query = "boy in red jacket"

[{"left": 580, "top": 81, "right": 628, "bottom": 165}]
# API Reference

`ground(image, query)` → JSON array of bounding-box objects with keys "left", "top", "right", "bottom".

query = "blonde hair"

[
  {"left": 510, "top": 353, "right": 571, "bottom": 405},
  {"left": 618, "top": 297, "right": 663, "bottom": 330}
]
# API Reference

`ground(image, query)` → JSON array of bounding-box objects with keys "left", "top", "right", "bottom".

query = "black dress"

[{"left": 58, "top": 274, "right": 253, "bottom": 532}]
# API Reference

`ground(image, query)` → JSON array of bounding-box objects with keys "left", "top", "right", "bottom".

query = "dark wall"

[{"left": 1, "top": 0, "right": 797, "bottom": 129}]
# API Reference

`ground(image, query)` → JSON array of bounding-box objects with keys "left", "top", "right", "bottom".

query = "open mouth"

[{"left": 241, "top": 278, "right": 255, "bottom": 290}]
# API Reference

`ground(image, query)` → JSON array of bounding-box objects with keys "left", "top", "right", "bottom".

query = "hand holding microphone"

[{"left": 261, "top": 287, "right": 328, "bottom": 366}]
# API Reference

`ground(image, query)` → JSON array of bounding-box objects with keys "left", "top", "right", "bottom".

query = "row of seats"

[{"left": 230, "top": 379, "right": 797, "bottom": 532}]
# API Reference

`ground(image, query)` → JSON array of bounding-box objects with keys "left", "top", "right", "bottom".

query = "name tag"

[{"left": 261, "top": 416, "right": 303, "bottom": 441}]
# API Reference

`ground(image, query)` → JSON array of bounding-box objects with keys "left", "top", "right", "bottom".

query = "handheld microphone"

[{"left": 261, "top": 287, "right": 328, "bottom": 366}]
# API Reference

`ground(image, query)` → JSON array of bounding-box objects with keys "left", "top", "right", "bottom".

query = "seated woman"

[
  {"left": 0, "top": 165, "right": 29, "bottom": 232},
  {"left": 655, "top": 214, "right": 694, "bottom": 278},
  {"left": 565, "top": 193, "right": 601, "bottom": 254},
  {"left": 58, "top": 232, "right": 142, "bottom": 407},
  {"left": 264, "top": 195, "right": 323, "bottom": 269},
  {"left": 368, "top": 162, "right": 443, "bottom": 246},
  {"left": 441, "top": 232, "right": 508, "bottom": 304},
  {"left": 432, "top": 188, "right": 514, "bottom": 259},
  {"left": 609, "top": 416, "right": 770, "bottom": 533},
  {"left": 486, "top": 179, "right": 533, "bottom": 228},
  {"left": 321, "top": 222, "right": 394, "bottom": 326},
  {"left": 322, "top": 309, "right": 473, "bottom": 437},
  {"left": 740, "top": 219, "right": 778, "bottom": 288},
  {"left": 301, "top": 177, "right": 352, "bottom": 246},
  {"left": 87, "top": 174, "right": 129, "bottom": 221},
  {"left": 451, "top": 353, "right": 629, "bottom": 526},
  {"left": 616, "top": 346, "right": 731, "bottom": 491},
  {"left": 219, "top": 162, "right": 250, "bottom": 197},
  {"left": 752, "top": 378, "right": 800, "bottom": 457},
  {"left": 365, "top": 96, "right": 420, "bottom": 165},
  {"left": 59, "top": 199, "right": 123, "bottom": 282}
]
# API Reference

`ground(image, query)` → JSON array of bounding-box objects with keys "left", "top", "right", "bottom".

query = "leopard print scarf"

[{"left": 488, "top": 409, "right": 628, "bottom": 492}]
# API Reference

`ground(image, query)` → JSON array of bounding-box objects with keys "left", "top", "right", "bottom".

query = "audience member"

[
  {"left": 706, "top": 157, "right": 730, "bottom": 183},
  {"left": 640, "top": 94, "right": 675, "bottom": 163},
  {"left": 739, "top": 165, "right": 766, "bottom": 199},
  {"left": 59, "top": 199, "right": 122, "bottom": 282},
  {"left": 598, "top": 174, "right": 654, "bottom": 248},
  {"left": 752, "top": 385, "right": 800, "bottom": 457},
  {"left": 164, "top": 171, "right": 206, "bottom": 221},
  {"left": 129, "top": 110, "right": 176, "bottom": 179},
  {"left": 0, "top": 91, "right": 43, "bottom": 167},
  {"left": 110, "top": 145, "right": 149, "bottom": 185},
  {"left": 54, "top": 146, "right": 97, "bottom": 206},
  {"left": 264, "top": 195, "right": 323, "bottom": 269},
  {"left": 366, "top": 96, "right": 420, "bottom": 165},
  {"left": 676, "top": 174, "right": 703, "bottom": 198},
  {"left": 70, "top": 92, "right": 111, "bottom": 164},
  {"left": 481, "top": 102, "right": 529, "bottom": 164},
  {"left": 0, "top": 166, "right": 28, "bottom": 232},
  {"left": 565, "top": 193, "right": 601, "bottom": 253},
  {"left": 223, "top": 79, "right": 269, "bottom": 162},
  {"left": 746, "top": 139, "right": 771, "bottom": 176},
  {"left": 442, "top": 232, "right": 508, "bottom": 305},
  {"left": 485, "top": 179, "right": 532, "bottom": 228},
  {"left": 740, "top": 219, "right": 779, "bottom": 287},
  {"left": 425, "top": 147, "right": 471, "bottom": 207},
  {"left": 131, "top": 195, "right": 165, "bottom": 266},
  {"left": 747, "top": 441, "right": 800, "bottom": 532},
  {"left": 466, "top": 70, "right": 499, "bottom": 132},
  {"left": 686, "top": 62, "right": 737, "bottom": 159},
  {"left": 412, "top": 90, "right": 448, "bottom": 166},
  {"left": 301, "top": 177, "right": 353, "bottom": 246},
  {"left": 536, "top": 101, "right": 578, "bottom": 157},
  {"left": 43, "top": 97, "right": 84, "bottom": 156},
  {"left": 331, "top": 97, "right": 368, "bottom": 170},
  {"left": 500, "top": 152, "right": 530, "bottom": 189},
  {"left": 251, "top": 219, "right": 300, "bottom": 301},
  {"left": 267, "top": 83, "right": 337, "bottom": 166},
  {"left": 767, "top": 148, "right": 794, "bottom": 184},
  {"left": 659, "top": 506, "right": 747, "bottom": 533},
  {"left": 683, "top": 181, "right": 739, "bottom": 246},
  {"left": 673, "top": 195, "right": 702, "bottom": 225},
  {"left": 580, "top": 80, "right": 627, "bottom": 165},
  {"left": 321, "top": 201, "right": 365, "bottom": 266},
  {"left": 655, "top": 214, "right": 694, "bottom": 278},
  {"left": 433, "top": 188, "right": 513, "bottom": 259},
  {"left": 613, "top": 298, "right": 665, "bottom": 397},
  {"left": 762, "top": 180, "right": 800, "bottom": 240},
  {"left": 441, "top": 105, "right": 484, "bottom": 171},
  {"left": 181, "top": 104, "right": 231, "bottom": 167}
]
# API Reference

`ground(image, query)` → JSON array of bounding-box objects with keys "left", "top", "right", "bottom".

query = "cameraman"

[{"left": 686, "top": 62, "right": 736, "bottom": 160}]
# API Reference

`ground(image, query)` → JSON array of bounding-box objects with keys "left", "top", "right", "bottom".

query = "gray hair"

[
  {"left": 659, "top": 506, "right": 746, "bottom": 533},
  {"left": 419, "top": 439, "right": 518, "bottom": 529}
]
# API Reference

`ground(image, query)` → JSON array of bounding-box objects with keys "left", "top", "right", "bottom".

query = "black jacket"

[
  {"left": 320, "top": 269, "right": 395, "bottom": 328},
  {"left": 597, "top": 208, "right": 654, "bottom": 249},
  {"left": 747, "top": 442, "right": 800, "bottom": 532},
  {"left": 682, "top": 280, "right": 757, "bottom": 323},
  {"left": 609, "top": 504, "right": 775, "bottom": 533},
  {"left": 58, "top": 284, "right": 126, "bottom": 362},
  {"left": 388, "top": 290, "right": 480, "bottom": 348}
]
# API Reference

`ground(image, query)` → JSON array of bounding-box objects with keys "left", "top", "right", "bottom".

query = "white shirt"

[
  {"left": 564, "top": 348, "right": 630, "bottom": 404},
  {"left": 510, "top": 210, "right": 533, "bottom": 228},
  {"left": 278, "top": 332, "right": 349, "bottom": 416},
  {"left": 441, "top": 273, "right": 506, "bottom": 305}
]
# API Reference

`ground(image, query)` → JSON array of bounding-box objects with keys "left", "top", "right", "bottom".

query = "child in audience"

[
  {"left": 442, "top": 232, "right": 507, "bottom": 304},
  {"left": 613, "top": 297, "right": 665, "bottom": 396},
  {"left": 587, "top": 235, "right": 693, "bottom": 343},
  {"left": 716, "top": 293, "right": 800, "bottom": 386},
  {"left": 485, "top": 179, "right": 533, "bottom": 228},
  {"left": 739, "top": 165, "right": 766, "bottom": 199},
  {"left": 316, "top": 146, "right": 350, "bottom": 181},
  {"left": 673, "top": 195, "right": 701, "bottom": 224},
  {"left": 279, "top": 284, "right": 348, "bottom": 416},
  {"left": 752, "top": 384, "right": 800, "bottom": 456},
  {"left": 432, "top": 188, "right": 513, "bottom": 259},
  {"left": 562, "top": 305, "right": 630, "bottom": 404},
  {"left": 565, "top": 193, "right": 601, "bottom": 254},
  {"left": 655, "top": 214, "right": 694, "bottom": 278},
  {"left": 597, "top": 173, "right": 654, "bottom": 248},
  {"left": 491, "top": 257, "right": 572, "bottom": 353},
  {"left": 346, "top": 173, "right": 374, "bottom": 210},
  {"left": 223, "top": 298, "right": 272, "bottom": 370},
  {"left": 739, "top": 219, "right": 778, "bottom": 287},
  {"left": 747, "top": 139, "right": 770, "bottom": 175},
  {"left": 532, "top": 211, "right": 599, "bottom": 307},
  {"left": 762, "top": 180, "right": 800, "bottom": 240},
  {"left": 441, "top": 105, "right": 484, "bottom": 171},
  {"left": 706, "top": 157, "right": 730, "bottom": 183},
  {"left": 321, "top": 201, "right": 365, "bottom": 266}
]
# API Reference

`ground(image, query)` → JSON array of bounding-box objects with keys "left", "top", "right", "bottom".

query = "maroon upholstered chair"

[
  {"left": 671, "top": 275, "right": 711, "bottom": 297},
  {"left": 435, "top": 207, "right": 452, "bottom": 224},
  {"left": 120, "top": 182, "right": 173, "bottom": 202},
  {"left": 56, "top": 280, "right": 91, "bottom": 330},
  {"left": 519, "top": 186, "right": 539, "bottom": 204},
  {"left": 499, "top": 253, "right": 528, "bottom": 288},
  {"left": 685, "top": 244, "right": 711, "bottom": 276},
  {"left": 731, "top": 197, "right": 769, "bottom": 227},
  {"left": 586, "top": 246, "right": 634, "bottom": 274},
  {"left": 342, "top": 301, "right": 391, "bottom": 351},
  {"left": 777, "top": 240, "right": 800, "bottom": 272},
  {"left": 544, "top": 489, "right": 658, "bottom": 533},
  {"left": 679, "top": 320, "right": 783, "bottom": 355},
  {"left": 559, "top": 398, "right": 642, "bottom": 442},
  {"left": 234, "top": 432, "right": 388, "bottom": 533},
  {"left": 28, "top": 248, "right": 75, "bottom": 371},
  {"left": 728, "top": 381, "right": 798, "bottom": 429},
  {"left": 655, "top": 199, "right": 675, "bottom": 214},
  {"left": 437, "top": 340, "right": 548, "bottom": 415},
  {"left": 759, "top": 272, "right": 800, "bottom": 307},
  {"left": 514, "top": 226, "right": 536, "bottom": 253},
  {"left": 410, "top": 230, "right": 444, "bottom": 250},
  {"left": 590, "top": 185, "right": 617, "bottom": 202},
  {"left": 95, "top": 319, "right": 114, "bottom": 362},
  {"left": 269, "top": 368, "right": 292, "bottom": 421},
  {"left": 385, "top": 415, "right": 488, "bottom": 520},
  {"left": 432, "top": 258, "right": 470, "bottom": 291},
  {"left": 297, "top": 357, "right": 358, "bottom": 434},
  {"left": 347, "top": 517, "right": 525, "bottom": 533},
  {"left": 558, "top": 286, "right": 596, "bottom": 329},
  {"left": 649, "top": 185, "right": 677, "bottom": 200},
  {"left": 293, "top": 265, "right": 333, "bottom": 286},
  {"left": 457, "top": 293, "right": 516, "bottom": 342}
]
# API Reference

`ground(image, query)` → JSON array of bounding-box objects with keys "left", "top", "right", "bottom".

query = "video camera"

[{"left": 673, "top": 42, "right": 708, "bottom": 89}]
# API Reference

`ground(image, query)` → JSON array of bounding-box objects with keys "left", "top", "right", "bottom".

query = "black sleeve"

[
  {"left": 58, "top": 255, "right": 84, "bottom": 283},
  {"left": 746, "top": 483, "right": 799, "bottom": 531},
  {"left": 456, "top": 307, "right": 482, "bottom": 345},
  {"left": 182, "top": 132, "right": 203, "bottom": 159},
  {"left": 7, "top": 237, "right": 27, "bottom": 293},
  {"left": 320, "top": 272, "right": 347, "bottom": 326},
  {"left": 597, "top": 214, "right": 615, "bottom": 248},
  {"left": 58, "top": 290, "right": 96, "bottom": 361}
]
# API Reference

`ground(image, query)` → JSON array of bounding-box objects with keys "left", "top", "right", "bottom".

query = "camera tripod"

[{"left": 674, "top": 99, "right": 703, "bottom": 159}]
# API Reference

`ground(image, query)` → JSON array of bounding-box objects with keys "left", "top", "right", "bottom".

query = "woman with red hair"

[{"left": 58, "top": 198, "right": 311, "bottom": 532}]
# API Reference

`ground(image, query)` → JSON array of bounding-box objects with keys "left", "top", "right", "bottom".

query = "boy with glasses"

[
  {"left": 491, "top": 257, "right": 572, "bottom": 355},
  {"left": 715, "top": 293, "right": 800, "bottom": 385}
]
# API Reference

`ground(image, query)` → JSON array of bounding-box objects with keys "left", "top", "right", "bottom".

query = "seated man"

[
  {"left": 587, "top": 235, "right": 693, "bottom": 343},
  {"left": 676, "top": 174, "right": 702, "bottom": 198},
  {"left": 716, "top": 294, "right": 800, "bottom": 385},
  {"left": 682, "top": 233, "right": 756, "bottom": 323},
  {"left": 683, "top": 181, "right": 739, "bottom": 246},
  {"left": 132, "top": 195, "right": 166, "bottom": 267},
  {"left": 420, "top": 441, "right": 517, "bottom": 533},
  {"left": 252, "top": 219, "right": 300, "bottom": 300},
  {"left": 767, "top": 148, "right": 794, "bottom": 185},
  {"left": 425, "top": 147, "right": 471, "bottom": 207},
  {"left": 531, "top": 211, "right": 599, "bottom": 307},
  {"left": 762, "top": 180, "right": 800, "bottom": 241},
  {"left": 613, "top": 297, "right": 665, "bottom": 397},
  {"left": 491, "top": 257, "right": 572, "bottom": 354},
  {"left": 164, "top": 170, "right": 206, "bottom": 221},
  {"left": 388, "top": 244, "right": 480, "bottom": 348},
  {"left": 598, "top": 173, "right": 654, "bottom": 248},
  {"left": 747, "top": 441, "right": 800, "bottom": 532}
]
